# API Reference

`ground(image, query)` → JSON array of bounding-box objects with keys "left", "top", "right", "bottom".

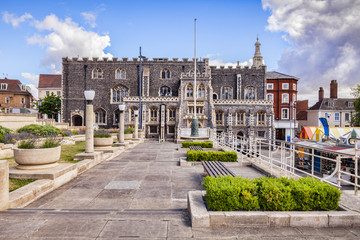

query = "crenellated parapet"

[
  {"left": 123, "top": 96, "right": 179, "bottom": 103},
  {"left": 62, "top": 56, "right": 209, "bottom": 64},
  {"left": 213, "top": 99, "right": 273, "bottom": 106}
]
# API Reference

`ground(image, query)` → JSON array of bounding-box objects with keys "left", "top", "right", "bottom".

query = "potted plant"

[
  {"left": 94, "top": 129, "right": 113, "bottom": 147},
  {"left": 13, "top": 133, "right": 61, "bottom": 170}
]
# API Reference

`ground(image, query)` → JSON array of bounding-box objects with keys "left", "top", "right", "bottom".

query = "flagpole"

[{"left": 191, "top": 18, "right": 199, "bottom": 137}]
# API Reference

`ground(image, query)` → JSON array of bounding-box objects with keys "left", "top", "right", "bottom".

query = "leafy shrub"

[
  {"left": 40, "top": 136, "right": 61, "bottom": 148},
  {"left": 17, "top": 124, "right": 61, "bottom": 136},
  {"left": 202, "top": 176, "right": 341, "bottom": 211},
  {"left": 203, "top": 176, "right": 260, "bottom": 211},
  {"left": 187, "top": 150, "right": 237, "bottom": 162},
  {"left": 16, "top": 133, "right": 61, "bottom": 149},
  {"left": 94, "top": 129, "right": 111, "bottom": 138},
  {"left": 18, "top": 139, "right": 36, "bottom": 149},
  {"left": 255, "top": 177, "right": 296, "bottom": 211},
  {"left": 0, "top": 125, "right": 12, "bottom": 143},
  {"left": 62, "top": 131, "right": 71, "bottom": 137},
  {"left": 182, "top": 141, "right": 213, "bottom": 148}
]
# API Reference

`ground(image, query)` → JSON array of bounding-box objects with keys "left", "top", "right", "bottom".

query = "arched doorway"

[
  {"left": 237, "top": 131, "right": 244, "bottom": 138},
  {"left": 72, "top": 115, "right": 83, "bottom": 126}
]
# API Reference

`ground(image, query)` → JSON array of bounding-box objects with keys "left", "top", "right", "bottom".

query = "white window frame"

[
  {"left": 57, "top": 91, "right": 61, "bottom": 96},
  {"left": 282, "top": 93, "right": 289, "bottom": 103},
  {"left": 266, "top": 94, "right": 273, "bottom": 101},
  {"left": 345, "top": 113, "right": 350, "bottom": 122},
  {"left": 281, "top": 108, "right": 289, "bottom": 120},
  {"left": 267, "top": 83, "right": 273, "bottom": 90},
  {"left": 293, "top": 94, "right": 296, "bottom": 102},
  {"left": 334, "top": 112, "right": 340, "bottom": 121},
  {"left": 282, "top": 83, "right": 289, "bottom": 90},
  {"left": 1, "top": 83, "right": 8, "bottom": 90},
  {"left": 5, "top": 97, "right": 10, "bottom": 103},
  {"left": 21, "top": 98, "right": 25, "bottom": 104},
  {"left": 293, "top": 83, "right": 296, "bottom": 90}
]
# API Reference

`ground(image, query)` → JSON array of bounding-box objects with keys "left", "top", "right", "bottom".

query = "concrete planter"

[
  {"left": 124, "top": 133, "right": 133, "bottom": 140},
  {"left": 14, "top": 146, "right": 61, "bottom": 170},
  {"left": 94, "top": 137, "right": 113, "bottom": 147}
]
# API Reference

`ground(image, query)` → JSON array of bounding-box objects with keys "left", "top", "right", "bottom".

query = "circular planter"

[
  {"left": 14, "top": 146, "right": 61, "bottom": 170},
  {"left": 124, "top": 133, "right": 133, "bottom": 140},
  {"left": 94, "top": 137, "right": 113, "bottom": 147}
]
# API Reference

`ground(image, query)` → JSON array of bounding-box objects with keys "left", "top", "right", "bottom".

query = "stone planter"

[
  {"left": 94, "top": 137, "right": 113, "bottom": 147},
  {"left": 14, "top": 146, "right": 61, "bottom": 170},
  {"left": 124, "top": 133, "right": 133, "bottom": 140}
]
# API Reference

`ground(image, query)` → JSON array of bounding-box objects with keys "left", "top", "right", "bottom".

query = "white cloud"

[
  {"left": 207, "top": 54, "right": 253, "bottom": 68},
  {"left": 27, "top": 14, "right": 112, "bottom": 72},
  {"left": 81, "top": 12, "right": 97, "bottom": 28},
  {"left": 2, "top": 11, "right": 32, "bottom": 27},
  {"left": 262, "top": 0, "right": 360, "bottom": 104},
  {"left": 21, "top": 73, "right": 39, "bottom": 99}
]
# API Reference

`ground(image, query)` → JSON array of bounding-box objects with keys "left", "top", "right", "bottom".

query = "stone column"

[
  {"left": 85, "top": 104, "right": 94, "bottom": 153},
  {"left": 0, "top": 160, "right": 9, "bottom": 210},
  {"left": 134, "top": 110, "right": 139, "bottom": 139},
  {"left": 118, "top": 109, "right": 125, "bottom": 143}
]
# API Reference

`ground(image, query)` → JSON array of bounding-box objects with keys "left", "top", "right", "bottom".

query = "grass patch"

[
  {"left": 0, "top": 157, "right": 17, "bottom": 168},
  {"left": 59, "top": 141, "right": 85, "bottom": 163},
  {"left": 9, "top": 178, "right": 36, "bottom": 192}
]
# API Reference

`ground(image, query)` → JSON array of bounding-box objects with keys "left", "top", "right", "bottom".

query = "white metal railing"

[{"left": 215, "top": 132, "right": 360, "bottom": 195}]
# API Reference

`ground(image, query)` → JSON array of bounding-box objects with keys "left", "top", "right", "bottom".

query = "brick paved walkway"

[{"left": 0, "top": 141, "right": 359, "bottom": 239}]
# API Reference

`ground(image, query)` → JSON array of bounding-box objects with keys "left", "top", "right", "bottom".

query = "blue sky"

[{"left": 1, "top": 0, "right": 359, "bottom": 104}]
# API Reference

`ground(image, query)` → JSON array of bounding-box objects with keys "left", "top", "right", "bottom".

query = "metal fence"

[{"left": 215, "top": 132, "right": 360, "bottom": 195}]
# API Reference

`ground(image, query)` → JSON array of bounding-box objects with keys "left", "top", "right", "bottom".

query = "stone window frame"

[
  {"left": 258, "top": 131, "right": 266, "bottom": 138},
  {"left": 267, "top": 83, "right": 273, "bottom": 90},
  {"left": 129, "top": 106, "right": 139, "bottom": 121},
  {"left": 221, "top": 86, "right": 233, "bottom": 100},
  {"left": 187, "top": 106, "right": 194, "bottom": 114},
  {"left": 161, "top": 68, "right": 171, "bottom": 79},
  {"left": 282, "top": 93, "right": 289, "bottom": 103},
  {"left": 159, "top": 85, "right": 172, "bottom": 97},
  {"left": 115, "top": 68, "right": 126, "bottom": 80},
  {"left": 21, "top": 97, "right": 25, "bottom": 104},
  {"left": 167, "top": 125, "right": 175, "bottom": 134},
  {"left": 213, "top": 93, "right": 218, "bottom": 100},
  {"left": 94, "top": 108, "right": 107, "bottom": 125},
  {"left": 282, "top": 83, "right": 289, "bottom": 90},
  {"left": 189, "top": 68, "right": 200, "bottom": 76},
  {"left": 92, "top": 68, "right": 104, "bottom": 79},
  {"left": 196, "top": 106, "right": 204, "bottom": 115},
  {"left": 237, "top": 131, "right": 244, "bottom": 138},
  {"left": 281, "top": 108, "right": 289, "bottom": 120},
  {"left": 186, "top": 83, "right": 194, "bottom": 98},
  {"left": 215, "top": 110, "right": 224, "bottom": 125},
  {"left": 334, "top": 112, "right": 340, "bottom": 121},
  {"left": 111, "top": 84, "right": 129, "bottom": 104},
  {"left": 149, "top": 106, "right": 159, "bottom": 122},
  {"left": 57, "top": 91, "right": 61, "bottom": 96},
  {"left": 257, "top": 111, "right": 266, "bottom": 126},
  {"left": 168, "top": 107, "right": 176, "bottom": 121},
  {"left": 5, "top": 97, "right": 10, "bottom": 104},
  {"left": 267, "top": 93, "right": 273, "bottom": 101},
  {"left": 345, "top": 113, "right": 350, "bottom": 122},
  {"left": 197, "top": 83, "right": 206, "bottom": 99},
  {"left": 236, "top": 110, "right": 246, "bottom": 126},
  {"left": 149, "top": 125, "right": 158, "bottom": 134},
  {"left": 244, "top": 86, "right": 256, "bottom": 100}
]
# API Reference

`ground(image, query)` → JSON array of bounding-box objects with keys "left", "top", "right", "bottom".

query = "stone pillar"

[
  {"left": 85, "top": 104, "right": 94, "bottom": 153},
  {"left": 0, "top": 160, "right": 9, "bottom": 211},
  {"left": 118, "top": 110, "right": 125, "bottom": 143},
  {"left": 134, "top": 111, "right": 139, "bottom": 139}
]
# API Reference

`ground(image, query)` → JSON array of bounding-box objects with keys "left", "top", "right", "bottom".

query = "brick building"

[
  {"left": 0, "top": 78, "right": 33, "bottom": 113},
  {"left": 62, "top": 39, "right": 275, "bottom": 141},
  {"left": 266, "top": 72, "right": 298, "bottom": 141}
]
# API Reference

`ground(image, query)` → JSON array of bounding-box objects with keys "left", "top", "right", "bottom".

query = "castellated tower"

[{"left": 252, "top": 36, "right": 264, "bottom": 68}]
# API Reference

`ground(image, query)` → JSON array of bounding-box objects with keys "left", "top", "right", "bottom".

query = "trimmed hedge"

[
  {"left": 187, "top": 150, "right": 237, "bottom": 162},
  {"left": 17, "top": 124, "right": 61, "bottom": 136},
  {"left": 182, "top": 141, "right": 213, "bottom": 148},
  {"left": 202, "top": 176, "right": 341, "bottom": 211}
]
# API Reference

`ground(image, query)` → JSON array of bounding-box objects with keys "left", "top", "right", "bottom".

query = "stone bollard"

[{"left": 0, "top": 160, "right": 9, "bottom": 210}]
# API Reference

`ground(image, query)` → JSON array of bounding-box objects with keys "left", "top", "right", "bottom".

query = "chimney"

[
  {"left": 319, "top": 87, "right": 324, "bottom": 102},
  {"left": 330, "top": 80, "right": 338, "bottom": 98}
]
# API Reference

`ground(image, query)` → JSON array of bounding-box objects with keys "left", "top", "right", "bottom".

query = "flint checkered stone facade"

[{"left": 62, "top": 41, "right": 274, "bottom": 140}]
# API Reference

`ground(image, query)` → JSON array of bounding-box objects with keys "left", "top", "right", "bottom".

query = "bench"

[
  {"left": 202, "top": 161, "right": 236, "bottom": 177},
  {"left": 189, "top": 146, "right": 203, "bottom": 151}
]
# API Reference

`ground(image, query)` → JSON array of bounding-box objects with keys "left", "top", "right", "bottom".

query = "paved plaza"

[{"left": 1, "top": 141, "right": 360, "bottom": 239}]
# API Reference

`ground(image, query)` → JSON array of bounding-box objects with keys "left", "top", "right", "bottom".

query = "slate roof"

[
  {"left": 266, "top": 71, "right": 299, "bottom": 80},
  {"left": 38, "top": 74, "right": 61, "bottom": 88},
  {"left": 308, "top": 98, "right": 356, "bottom": 111}
]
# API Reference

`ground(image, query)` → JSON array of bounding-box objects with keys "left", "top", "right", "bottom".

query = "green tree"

[
  {"left": 36, "top": 92, "right": 61, "bottom": 117},
  {"left": 350, "top": 84, "right": 360, "bottom": 127}
]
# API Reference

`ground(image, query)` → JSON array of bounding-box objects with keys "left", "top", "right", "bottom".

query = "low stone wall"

[
  {"left": 0, "top": 113, "right": 38, "bottom": 130},
  {"left": 188, "top": 190, "right": 360, "bottom": 228},
  {"left": 0, "top": 143, "right": 13, "bottom": 159}
]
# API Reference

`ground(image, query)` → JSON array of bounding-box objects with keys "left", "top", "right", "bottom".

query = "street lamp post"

[
  {"left": 38, "top": 99, "right": 42, "bottom": 119},
  {"left": 134, "top": 110, "right": 139, "bottom": 139},
  {"left": 190, "top": 18, "right": 199, "bottom": 137},
  {"left": 118, "top": 103, "right": 125, "bottom": 143},
  {"left": 84, "top": 90, "right": 95, "bottom": 153}
]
